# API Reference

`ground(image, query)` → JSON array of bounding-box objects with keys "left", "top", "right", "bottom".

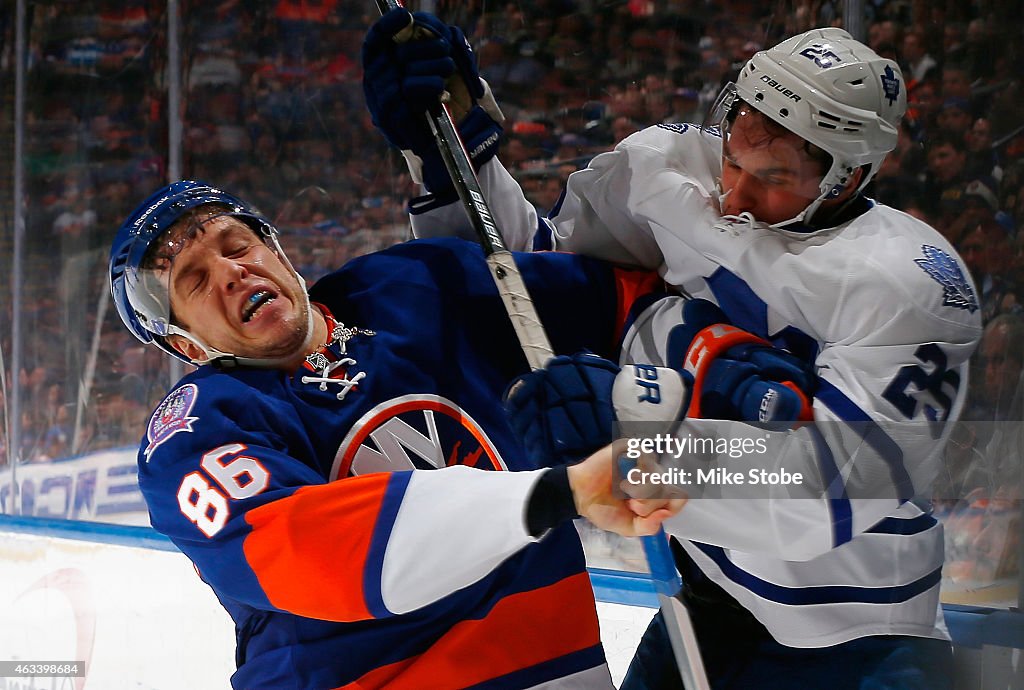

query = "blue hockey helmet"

[{"left": 109, "top": 180, "right": 309, "bottom": 366}]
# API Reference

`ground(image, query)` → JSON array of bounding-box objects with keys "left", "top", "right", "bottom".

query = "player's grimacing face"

[
  {"left": 719, "top": 108, "right": 826, "bottom": 224},
  {"left": 166, "top": 216, "right": 309, "bottom": 360}
]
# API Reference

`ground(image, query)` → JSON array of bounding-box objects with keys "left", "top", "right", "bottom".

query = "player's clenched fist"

[{"left": 567, "top": 444, "right": 687, "bottom": 537}]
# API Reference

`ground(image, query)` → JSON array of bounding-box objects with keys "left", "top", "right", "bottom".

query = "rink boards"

[{"left": 0, "top": 450, "right": 1020, "bottom": 689}]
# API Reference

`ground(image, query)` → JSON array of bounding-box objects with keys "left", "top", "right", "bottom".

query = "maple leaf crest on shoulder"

[{"left": 914, "top": 244, "right": 978, "bottom": 313}]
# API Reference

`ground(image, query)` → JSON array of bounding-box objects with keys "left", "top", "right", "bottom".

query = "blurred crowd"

[{"left": 0, "top": 0, "right": 1022, "bottom": 592}]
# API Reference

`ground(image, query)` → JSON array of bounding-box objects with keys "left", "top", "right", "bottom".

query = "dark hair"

[
  {"left": 926, "top": 130, "right": 966, "bottom": 154},
  {"left": 727, "top": 100, "right": 833, "bottom": 174},
  {"left": 139, "top": 203, "right": 234, "bottom": 272}
]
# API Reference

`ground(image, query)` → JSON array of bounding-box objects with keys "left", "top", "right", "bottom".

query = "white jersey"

[{"left": 411, "top": 123, "right": 983, "bottom": 648}]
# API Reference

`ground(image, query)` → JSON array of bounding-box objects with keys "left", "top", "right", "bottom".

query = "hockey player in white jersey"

[{"left": 363, "top": 13, "right": 982, "bottom": 690}]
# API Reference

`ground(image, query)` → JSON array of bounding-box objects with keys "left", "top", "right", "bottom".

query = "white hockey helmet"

[{"left": 707, "top": 28, "right": 907, "bottom": 224}]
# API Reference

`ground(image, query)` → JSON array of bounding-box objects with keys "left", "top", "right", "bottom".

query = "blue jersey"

[{"left": 137, "top": 237, "right": 660, "bottom": 689}]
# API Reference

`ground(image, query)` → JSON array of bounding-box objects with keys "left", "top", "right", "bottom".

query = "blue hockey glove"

[
  {"left": 667, "top": 299, "right": 816, "bottom": 423},
  {"left": 505, "top": 352, "right": 619, "bottom": 468},
  {"left": 362, "top": 9, "right": 502, "bottom": 197},
  {"left": 506, "top": 355, "right": 692, "bottom": 468}
]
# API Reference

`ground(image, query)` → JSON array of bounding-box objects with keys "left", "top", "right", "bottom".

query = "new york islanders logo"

[
  {"left": 330, "top": 395, "right": 507, "bottom": 480},
  {"left": 145, "top": 383, "right": 199, "bottom": 458},
  {"left": 914, "top": 244, "right": 978, "bottom": 313}
]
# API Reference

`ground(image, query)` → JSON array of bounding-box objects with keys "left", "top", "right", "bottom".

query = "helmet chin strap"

[
  {"left": 775, "top": 192, "right": 828, "bottom": 230},
  {"left": 714, "top": 181, "right": 731, "bottom": 212},
  {"left": 715, "top": 175, "right": 854, "bottom": 231}
]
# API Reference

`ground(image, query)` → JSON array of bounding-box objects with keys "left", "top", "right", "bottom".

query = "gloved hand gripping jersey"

[{"left": 667, "top": 299, "right": 815, "bottom": 423}]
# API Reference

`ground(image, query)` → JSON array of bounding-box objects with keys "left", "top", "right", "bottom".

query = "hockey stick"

[
  {"left": 617, "top": 450, "right": 710, "bottom": 690},
  {"left": 374, "top": 0, "right": 553, "bottom": 371},
  {"left": 371, "top": 5, "right": 709, "bottom": 687},
  {"left": 642, "top": 530, "right": 711, "bottom": 690}
]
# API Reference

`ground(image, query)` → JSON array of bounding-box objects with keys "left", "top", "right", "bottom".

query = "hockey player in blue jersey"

[
  {"left": 362, "top": 11, "right": 982, "bottom": 690},
  {"left": 108, "top": 180, "right": 687, "bottom": 689}
]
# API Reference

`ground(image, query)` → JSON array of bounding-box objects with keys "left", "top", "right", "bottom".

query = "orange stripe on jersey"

[
  {"left": 243, "top": 476, "right": 392, "bottom": 622},
  {"left": 612, "top": 268, "right": 663, "bottom": 343},
  {"left": 339, "top": 572, "right": 601, "bottom": 689}
]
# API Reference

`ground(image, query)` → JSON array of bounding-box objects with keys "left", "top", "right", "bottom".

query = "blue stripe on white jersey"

[
  {"left": 816, "top": 379, "right": 915, "bottom": 502},
  {"left": 706, "top": 266, "right": 820, "bottom": 362},
  {"left": 867, "top": 513, "right": 937, "bottom": 535},
  {"left": 808, "top": 424, "right": 854, "bottom": 547},
  {"left": 691, "top": 541, "right": 943, "bottom": 605},
  {"left": 706, "top": 264, "right": 918, "bottom": 526},
  {"left": 708, "top": 264, "right": 917, "bottom": 505},
  {"left": 706, "top": 266, "right": 861, "bottom": 547}
]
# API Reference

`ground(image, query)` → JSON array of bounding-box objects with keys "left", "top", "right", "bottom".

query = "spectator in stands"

[
  {"left": 520, "top": 173, "right": 565, "bottom": 214},
  {"left": 905, "top": 81, "right": 941, "bottom": 141},
  {"left": 959, "top": 220, "right": 1018, "bottom": 322},
  {"left": 944, "top": 312, "right": 1024, "bottom": 584},
  {"left": 971, "top": 482, "right": 1021, "bottom": 582},
  {"left": 40, "top": 402, "right": 73, "bottom": 462},
  {"left": 274, "top": 0, "right": 339, "bottom": 64},
  {"left": 1001, "top": 162, "right": 1024, "bottom": 230},
  {"left": 936, "top": 98, "right": 973, "bottom": 138},
  {"left": 901, "top": 27, "right": 939, "bottom": 87},
  {"left": 18, "top": 409, "right": 46, "bottom": 463},
  {"left": 925, "top": 131, "right": 971, "bottom": 228},
  {"left": 663, "top": 87, "right": 701, "bottom": 125},
  {"left": 933, "top": 420, "right": 989, "bottom": 506},
  {"left": 503, "top": 121, "right": 554, "bottom": 170},
  {"left": 52, "top": 184, "right": 97, "bottom": 252},
  {"left": 963, "top": 18, "right": 997, "bottom": 83},
  {"left": 611, "top": 115, "right": 642, "bottom": 144},
  {"left": 964, "top": 117, "right": 1003, "bottom": 182},
  {"left": 979, "top": 314, "right": 1024, "bottom": 421},
  {"left": 942, "top": 62, "right": 975, "bottom": 105},
  {"left": 943, "top": 22, "right": 968, "bottom": 65},
  {"left": 868, "top": 19, "right": 901, "bottom": 55},
  {"left": 944, "top": 178, "right": 1004, "bottom": 246}
]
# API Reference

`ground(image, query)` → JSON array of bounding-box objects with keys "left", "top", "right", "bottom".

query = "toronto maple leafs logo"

[
  {"left": 914, "top": 245, "right": 978, "bottom": 313},
  {"left": 881, "top": 65, "right": 901, "bottom": 106}
]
